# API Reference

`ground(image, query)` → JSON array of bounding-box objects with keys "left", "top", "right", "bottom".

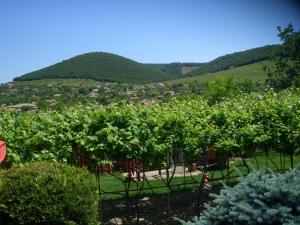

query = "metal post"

[
  {"left": 96, "top": 166, "right": 103, "bottom": 224},
  {"left": 166, "top": 153, "right": 170, "bottom": 185},
  {"left": 197, "top": 136, "right": 210, "bottom": 217}
]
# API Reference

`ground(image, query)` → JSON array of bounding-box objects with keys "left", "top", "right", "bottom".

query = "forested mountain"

[
  {"left": 185, "top": 44, "right": 284, "bottom": 77},
  {"left": 14, "top": 52, "right": 175, "bottom": 84},
  {"left": 13, "top": 45, "right": 285, "bottom": 84},
  {"left": 147, "top": 45, "right": 284, "bottom": 77}
]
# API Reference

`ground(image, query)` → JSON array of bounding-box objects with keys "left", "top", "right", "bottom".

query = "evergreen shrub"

[
  {"left": 183, "top": 167, "right": 300, "bottom": 225},
  {"left": 0, "top": 161, "right": 99, "bottom": 225}
]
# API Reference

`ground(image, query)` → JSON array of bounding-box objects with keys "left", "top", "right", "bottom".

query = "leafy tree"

[
  {"left": 204, "top": 76, "right": 238, "bottom": 104},
  {"left": 78, "top": 87, "right": 89, "bottom": 95},
  {"left": 265, "top": 24, "right": 300, "bottom": 89}
]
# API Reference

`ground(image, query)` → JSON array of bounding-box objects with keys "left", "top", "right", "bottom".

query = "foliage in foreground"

[
  {"left": 0, "top": 162, "right": 99, "bottom": 225},
  {"left": 183, "top": 167, "right": 300, "bottom": 225},
  {"left": 0, "top": 89, "right": 299, "bottom": 168}
]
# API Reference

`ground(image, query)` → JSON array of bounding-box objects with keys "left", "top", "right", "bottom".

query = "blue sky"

[{"left": 0, "top": 0, "right": 300, "bottom": 83}]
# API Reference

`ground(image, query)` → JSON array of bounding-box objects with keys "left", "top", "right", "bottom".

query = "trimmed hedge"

[
  {"left": 183, "top": 167, "right": 300, "bottom": 225},
  {"left": 0, "top": 162, "right": 99, "bottom": 225}
]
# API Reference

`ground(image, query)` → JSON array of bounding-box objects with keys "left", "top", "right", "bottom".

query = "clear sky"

[{"left": 0, "top": 0, "right": 300, "bottom": 83}]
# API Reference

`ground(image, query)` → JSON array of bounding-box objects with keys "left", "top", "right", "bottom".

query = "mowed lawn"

[{"left": 99, "top": 151, "right": 300, "bottom": 201}]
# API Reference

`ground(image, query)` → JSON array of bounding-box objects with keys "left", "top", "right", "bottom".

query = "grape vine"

[{"left": 0, "top": 89, "right": 299, "bottom": 168}]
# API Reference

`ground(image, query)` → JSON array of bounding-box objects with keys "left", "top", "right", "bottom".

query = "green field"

[{"left": 164, "top": 61, "right": 271, "bottom": 85}]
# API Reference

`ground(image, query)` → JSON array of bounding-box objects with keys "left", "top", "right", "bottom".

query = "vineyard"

[
  {"left": 1, "top": 88, "right": 300, "bottom": 224},
  {"left": 1, "top": 89, "right": 299, "bottom": 168},
  {"left": 1, "top": 2, "right": 300, "bottom": 223}
]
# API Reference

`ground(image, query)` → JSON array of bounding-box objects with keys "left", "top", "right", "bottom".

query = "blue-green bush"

[{"left": 183, "top": 167, "right": 300, "bottom": 225}]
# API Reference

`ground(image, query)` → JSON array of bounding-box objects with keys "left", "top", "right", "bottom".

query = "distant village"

[{"left": 0, "top": 80, "right": 195, "bottom": 111}]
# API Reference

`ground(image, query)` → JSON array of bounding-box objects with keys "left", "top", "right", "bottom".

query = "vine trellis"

[
  {"left": 94, "top": 143, "right": 295, "bottom": 225},
  {"left": 0, "top": 89, "right": 299, "bottom": 224}
]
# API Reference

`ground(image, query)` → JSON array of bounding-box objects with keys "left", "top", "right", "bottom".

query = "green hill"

[
  {"left": 164, "top": 60, "right": 272, "bottom": 85},
  {"left": 147, "top": 45, "right": 283, "bottom": 77},
  {"left": 14, "top": 52, "right": 175, "bottom": 84},
  {"left": 13, "top": 45, "right": 284, "bottom": 84},
  {"left": 1, "top": 61, "right": 271, "bottom": 107},
  {"left": 185, "top": 45, "right": 283, "bottom": 77}
]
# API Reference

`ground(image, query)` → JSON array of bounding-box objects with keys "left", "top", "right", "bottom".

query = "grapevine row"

[{"left": 0, "top": 89, "right": 299, "bottom": 168}]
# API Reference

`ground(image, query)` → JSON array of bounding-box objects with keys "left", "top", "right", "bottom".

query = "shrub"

[
  {"left": 183, "top": 167, "right": 300, "bottom": 225},
  {"left": 0, "top": 161, "right": 99, "bottom": 225}
]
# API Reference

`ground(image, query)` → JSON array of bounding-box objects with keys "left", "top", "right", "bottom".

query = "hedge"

[{"left": 0, "top": 161, "right": 99, "bottom": 225}]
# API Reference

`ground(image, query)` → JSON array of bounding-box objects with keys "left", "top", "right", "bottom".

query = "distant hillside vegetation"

[
  {"left": 147, "top": 45, "right": 284, "bottom": 77},
  {"left": 14, "top": 52, "right": 175, "bottom": 84},
  {"left": 164, "top": 60, "right": 272, "bottom": 85},
  {"left": 185, "top": 45, "right": 284, "bottom": 77},
  {"left": 14, "top": 45, "right": 285, "bottom": 84},
  {"left": 146, "top": 62, "right": 202, "bottom": 77}
]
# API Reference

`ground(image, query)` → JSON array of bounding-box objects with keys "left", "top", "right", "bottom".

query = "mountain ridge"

[
  {"left": 146, "top": 44, "right": 284, "bottom": 77},
  {"left": 14, "top": 52, "right": 174, "bottom": 84},
  {"left": 14, "top": 44, "right": 285, "bottom": 84},
  {"left": 185, "top": 44, "right": 284, "bottom": 77}
]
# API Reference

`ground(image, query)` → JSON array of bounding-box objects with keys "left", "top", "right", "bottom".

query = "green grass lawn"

[
  {"left": 99, "top": 171, "right": 202, "bottom": 201},
  {"left": 99, "top": 151, "right": 300, "bottom": 201},
  {"left": 209, "top": 152, "right": 300, "bottom": 183}
]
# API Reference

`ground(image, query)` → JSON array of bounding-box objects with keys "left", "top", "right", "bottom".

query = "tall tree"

[{"left": 265, "top": 24, "right": 300, "bottom": 89}]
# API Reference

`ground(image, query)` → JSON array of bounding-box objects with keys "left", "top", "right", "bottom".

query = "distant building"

[
  {"left": 154, "top": 83, "right": 166, "bottom": 88},
  {"left": 181, "top": 66, "right": 198, "bottom": 74},
  {"left": 168, "top": 90, "right": 176, "bottom": 96},
  {"left": 88, "top": 92, "right": 98, "bottom": 98},
  {"left": 104, "top": 87, "right": 111, "bottom": 92},
  {"left": 54, "top": 94, "right": 62, "bottom": 98},
  {"left": 141, "top": 99, "right": 151, "bottom": 105},
  {"left": 5, "top": 103, "right": 38, "bottom": 111},
  {"left": 130, "top": 96, "right": 139, "bottom": 101},
  {"left": 6, "top": 82, "right": 14, "bottom": 89},
  {"left": 126, "top": 90, "right": 137, "bottom": 96}
]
